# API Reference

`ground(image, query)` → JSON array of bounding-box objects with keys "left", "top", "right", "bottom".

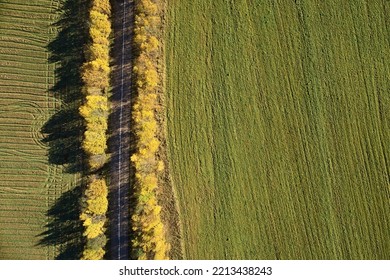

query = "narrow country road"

[{"left": 108, "top": 0, "right": 133, "bottom": 260}]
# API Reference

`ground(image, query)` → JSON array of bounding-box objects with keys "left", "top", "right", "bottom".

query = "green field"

[
  {"left": 166, "top": 0, "right": 390, "bottom": 259},
  {"left": 0, "top": 0, "right": 78, "bottom": 259}
]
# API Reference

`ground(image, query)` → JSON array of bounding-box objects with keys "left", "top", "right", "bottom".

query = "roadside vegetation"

[
  {"left": 130, "top": 0, "right": 169, "bottom": 260},
  {"left": 79, "top": 0, "right": 111, "bottom": 260}
]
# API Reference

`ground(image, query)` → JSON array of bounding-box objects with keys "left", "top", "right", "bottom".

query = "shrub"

[
  {"left": 87, "top": 234, "right": 108, "bottom": 251},
  {"left": 88, "top": 154, "right": 107, "bottom": 170},
  {"left": 81, "top": 248, "right": 105, "bottom": 260}
]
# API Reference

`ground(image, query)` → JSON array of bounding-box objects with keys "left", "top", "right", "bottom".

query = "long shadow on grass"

[
  {"left": 42, "top": 0, "right": 88, "bottom": 173},
  {"left": 37, "top": 186, "right": 85, "bottom": 259},
  {"left": 37, "top": 0, "right": 89, "bottom": 259}
]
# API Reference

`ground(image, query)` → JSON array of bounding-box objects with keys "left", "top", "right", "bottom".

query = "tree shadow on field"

[
  {"left": 37, "top": 0, "right": 89, "bottom": 259},
  {"left": 37, "top": 186, "right": 85, "bottom": 259},
  {"left": 42, "top": 0, "right": 89, "bottom": 173}
]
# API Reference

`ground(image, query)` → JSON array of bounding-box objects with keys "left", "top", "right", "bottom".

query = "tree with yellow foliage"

[
  {"left": 80, "top": 177, "right": 108, "bottom": 259},
  {"left": 79, "top": 0, "right": 111, "bottom": 260},
  {"left": 131, "top": 0, "right": 169, "bottom": 260},
  {"left": 91, "top": 0, "right": 111, "bottom": 15}
]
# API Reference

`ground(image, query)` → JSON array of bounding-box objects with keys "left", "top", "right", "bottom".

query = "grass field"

[
  {"left": 166, "top": 0, "right": 390, "bottom": 259},
  {"left": 0, "top": 0, "right": 78, "bottom": 259}
]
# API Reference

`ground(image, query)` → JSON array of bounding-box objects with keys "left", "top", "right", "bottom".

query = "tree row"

[
  {"left": 79, "top": 0, "right": 111, "bottom": 260},
  {"left": 130, "top": 0, "right": 169, "bottom": 260}
]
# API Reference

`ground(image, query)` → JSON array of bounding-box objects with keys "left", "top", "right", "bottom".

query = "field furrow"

[
  {"left": 166, "top": 0, "right": 390, "bottom": 259},
  {"left": 0, "top": 0, "right": 78, "bottom": 260}
]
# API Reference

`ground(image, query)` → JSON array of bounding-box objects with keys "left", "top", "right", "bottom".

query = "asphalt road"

[{"left": 108, "top": 0, "right": 133, "bottom": 260}]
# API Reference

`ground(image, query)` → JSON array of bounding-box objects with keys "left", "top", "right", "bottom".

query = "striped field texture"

[
  {"left": 0, "top": 0, "right": 77, "bottom": 259},
  {"left": 166, "top": 0, "right": 390, "bottom": 259}
]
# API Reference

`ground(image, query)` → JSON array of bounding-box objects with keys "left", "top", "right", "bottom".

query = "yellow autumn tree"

[
  {"left": 80, "top": 177, "right": 109, "bottom": 259},
  {"left": 92, "top": 0, "right": 111, "bottom": 15},
  {"left": 80, "top": 0, "right": 111, "bottom": 260},
  {"left": 131, "top": 0, "right": 169, "bottom": 260}
]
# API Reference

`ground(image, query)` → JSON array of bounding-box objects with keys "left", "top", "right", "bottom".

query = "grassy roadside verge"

[{"left": 155, "top": 0, "right": 183, "bottom": 260}]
